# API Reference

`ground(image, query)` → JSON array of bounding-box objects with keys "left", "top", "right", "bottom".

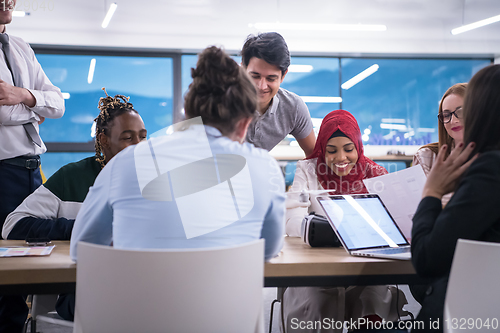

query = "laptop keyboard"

[{"left": 371, "top": 247, "right": 411, "bottom": 254}]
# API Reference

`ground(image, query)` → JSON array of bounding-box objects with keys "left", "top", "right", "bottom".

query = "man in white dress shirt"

[{"left": 0, "top": 1, "right": 65, "bottom": 331}]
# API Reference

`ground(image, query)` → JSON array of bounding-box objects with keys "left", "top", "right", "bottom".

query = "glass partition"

[
  {"left": 36, "top": 53, "right": 174, "bottom": 178},
  {"left": 340, "top": 58, "right": 490, "bottom": 146}
]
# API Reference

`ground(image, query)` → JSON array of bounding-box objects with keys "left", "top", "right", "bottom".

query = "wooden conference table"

[{"left": 0, "top": 238, "right": 424, "bottom": 295}]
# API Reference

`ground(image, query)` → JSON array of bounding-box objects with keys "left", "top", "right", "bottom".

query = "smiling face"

[
  {"left": 99, "top": 111, "right": 147, "bottom": 163},
  {"left": 324, "top": 136, "right": 359, "bottom": 176},
  {"left": 246, "top": 57, "right": 286, "bottom": 113},
  {"left": 442, "top": 93, "right": 464, "bottom": 145}
]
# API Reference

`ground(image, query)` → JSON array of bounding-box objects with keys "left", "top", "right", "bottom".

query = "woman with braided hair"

[{"left": 2, "top": 90, "right": 146, "bottom": 321}]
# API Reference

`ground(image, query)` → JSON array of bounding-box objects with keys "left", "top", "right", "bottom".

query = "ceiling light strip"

[
  {"left": 341, "top": 64, "right": 379, "bottom": 90},
  {"left": 451, "top": 14, "right": 500, "bottom": 35},
  {"left": 288, "top": 65, "right": 314, "bottom": 73},
  {"left": 88, "top": 59, "right": 96, "bottom": 84},
  {"left": 300, "top": 96, "right": 342, "bottom": 103},
  {"left": 101, "top": 2, "right": 118, "bottom": 28}
]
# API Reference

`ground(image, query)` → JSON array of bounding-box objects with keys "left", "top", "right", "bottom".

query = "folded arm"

[{"left": 0, "top": 46, "right": 64, "bottom": 125}]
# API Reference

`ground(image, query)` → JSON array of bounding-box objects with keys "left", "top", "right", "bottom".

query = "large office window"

[
  {"left": 182, "top": 55, "right": 341, "bottom": 121},
  {"left": 281, "top": 57, "right": 341, "bottom": 120},
  {"left": 182, "top": 54, "right": 489, "bottom": 148},
  {"left": 37, "top": 50, "right": 490, "bottom": 178},
  {"left": 36, "top": 53, "right": 174, "bottom": 177},
  {"left": 181, "top": 55, "right": 198, "bottom": 96},
  {"left": 340, "top": 58, "right": 490, "bottom": 146}
]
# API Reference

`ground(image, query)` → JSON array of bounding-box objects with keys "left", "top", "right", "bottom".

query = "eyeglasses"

[{"left": 438, "top": 107, "right": 463, "bottom": 124}]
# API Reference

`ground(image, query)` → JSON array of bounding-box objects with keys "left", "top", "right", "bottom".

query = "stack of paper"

[{"left": 363, "top": 165, "right": 426, "bottom": 241}]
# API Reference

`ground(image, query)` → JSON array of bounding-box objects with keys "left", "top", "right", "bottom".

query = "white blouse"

[
  {"left": 413, "top": 147, "right": 453, "bottom": 206},
  {"left": 285, "top": 158, "right": 328, "bottom": 237}
]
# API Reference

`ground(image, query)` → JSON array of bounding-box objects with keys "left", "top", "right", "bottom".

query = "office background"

[{"left": 7, "top": 0, "right": 500, "bottom": 177}]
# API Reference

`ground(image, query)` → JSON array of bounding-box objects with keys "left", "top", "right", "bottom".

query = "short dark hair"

[
  {"left": 241, "top": 32, "right": 290, "bottom": 76},
  {"left": 463, "top": 64, "right": 500, "bottom": 157},
  {"left": 184, "top": 46, "right": 257, "bottom": 136}
]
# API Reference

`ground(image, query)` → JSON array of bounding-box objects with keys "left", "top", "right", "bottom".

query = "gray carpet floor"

[{"left": 28, "top": 286, "right": 420, "bottom": 333}]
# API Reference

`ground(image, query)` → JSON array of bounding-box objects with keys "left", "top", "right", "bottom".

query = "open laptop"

[{"left": 317, "top": 194, "right": 411, "bottom": 260}]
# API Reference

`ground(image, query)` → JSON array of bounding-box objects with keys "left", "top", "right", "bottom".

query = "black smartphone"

[{"left": 25, "top": 238, "right": 52, "bottom": 246}]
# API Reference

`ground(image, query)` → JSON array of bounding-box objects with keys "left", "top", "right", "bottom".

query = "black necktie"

[{"left": 0, "top": 33, "right": 42, "bottom": 148}]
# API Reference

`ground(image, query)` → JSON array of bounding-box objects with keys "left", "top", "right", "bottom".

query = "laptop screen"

[{"left": 317, "top": 194, "right": 409, "bottom": 251}]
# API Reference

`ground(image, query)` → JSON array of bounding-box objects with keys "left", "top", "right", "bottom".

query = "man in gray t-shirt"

[{"left": 241, "top": 32, "right": 316, "bottom": 157}]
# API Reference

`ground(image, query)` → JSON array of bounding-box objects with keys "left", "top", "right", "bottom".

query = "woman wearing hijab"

[
  {"left": 286, "top": 109, "right": 387, "bottom": 237},
  {"left": 283, "top": 110, "right": 406, "bottom": 333}
]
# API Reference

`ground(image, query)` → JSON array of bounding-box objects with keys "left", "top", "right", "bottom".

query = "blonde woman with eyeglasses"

[{"left": 412, "top": 83, "right": 467, "bottom": 206}]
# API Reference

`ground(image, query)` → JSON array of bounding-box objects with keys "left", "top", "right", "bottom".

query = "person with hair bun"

[
  {"left": 412, "top": 83, "right": 467, "bottom": 206},
  {"left": 2, "top": 89, "right": 146, "bottom": 321},
  {"left": 70, "top": 46, "right": 285, "bottom": 262}
]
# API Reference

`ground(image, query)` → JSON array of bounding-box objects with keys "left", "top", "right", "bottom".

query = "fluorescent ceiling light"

[
  {"left": 380, "top": 123, "right": 408, "bottom": 131},
  {"left": 249, "top": 22, "right": 386, "bottom": 32},
  {"left": 341, "top": 64, "right": 379, "bottom": 90},
  {"left": 88, "top": 59, "right": 96, "bottom": 84},
  {"left": 381, "top": 118, "right": 406, "bottom": 124},
  {"left": 12, "top": 11, "right": 25, "bottom": 17},
  {"left": 451, "top": 14, "right": 500, "bottom": 35},
  {"left": 300, "top": 96, "right": 342, "bottom": 103},
  {"left": 288, "top": 65, "right": 313, "bottom": 73},
  {"left": 417, "top": 128, "right": 436, "bottom": 133},
  {"left": 62, "top": 92, "right": 71, "bottom": 99},
  {"left": 101, "top": 2, "right": 117, "bottom": 28}
]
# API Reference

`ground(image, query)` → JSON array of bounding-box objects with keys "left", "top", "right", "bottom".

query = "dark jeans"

[
  {"left": 0, "top": 160, "right": 42, "bottom": 231},
  {"left": 0, "top": 160, "right": 42, "bottom": 333},
  {"left": 0, "top": 295, "right": 28, "bottom": 333},
  {"left": 56, "top": 293, "right": 75, "bottom": 322}
]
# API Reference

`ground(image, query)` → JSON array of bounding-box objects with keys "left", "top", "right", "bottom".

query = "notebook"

[
  {"left": 317, "top": 194, "right": 411, "bottom": 260},
  {"left": 0, "top": 245, "right": 56, "bottom": 257}
]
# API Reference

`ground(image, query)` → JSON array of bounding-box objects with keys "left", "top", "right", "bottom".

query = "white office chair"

[
  {"left": 24, "top": 294, "right": 74, "bottom": 333},
  {"left": 73, "top": 240, "right": 265, "bottom": 333},
  {"left": 444, "top": 239, "right": 500, "bottom": 333}
]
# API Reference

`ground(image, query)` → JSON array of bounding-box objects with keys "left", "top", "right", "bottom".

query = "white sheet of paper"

[{"left": 362, "top": 165, "right": 426, "bottom": 241}]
